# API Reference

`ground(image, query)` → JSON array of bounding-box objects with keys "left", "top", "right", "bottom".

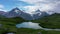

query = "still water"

[{"left": 16, "top": 22, "right": 43, "bottom": 29}]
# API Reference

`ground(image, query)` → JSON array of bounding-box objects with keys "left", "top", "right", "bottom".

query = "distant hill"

[
  {"left": 0, "top": 17, "right": 26, "bottom": 24},
  {"left": 32, "top": 13, "right": 60, "bottom": 29}
]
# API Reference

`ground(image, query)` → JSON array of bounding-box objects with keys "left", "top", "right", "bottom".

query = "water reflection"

[{"left": 16, "top": 22, "right": 43, "bottom": 29}]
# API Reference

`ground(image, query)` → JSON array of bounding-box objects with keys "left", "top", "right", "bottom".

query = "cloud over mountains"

[
  {"left": 18, "top": 0, "right": 60, "bottom": 13},
  {"left": 0, "top": 0, "right": 60, "bottom": 14}
]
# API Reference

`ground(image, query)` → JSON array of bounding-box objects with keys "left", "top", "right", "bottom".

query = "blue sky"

[
  {"left": 0, "top": 0, "right": 34, "bottom": 10},
  {"left": 0, "top": 0, "right": 60, "bottom": 14}
]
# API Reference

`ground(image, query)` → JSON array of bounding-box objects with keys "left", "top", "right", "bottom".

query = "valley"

[{"left": 0, "top": 8, "right": 60, "bottom": 34}]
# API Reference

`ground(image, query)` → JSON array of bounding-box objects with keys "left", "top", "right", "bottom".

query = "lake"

[{"left": 16, "top": 22, "right": 43, "bottom": 29}]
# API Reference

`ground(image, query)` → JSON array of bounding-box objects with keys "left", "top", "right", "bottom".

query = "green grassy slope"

[
  {"left": 0, "top": 13, "right": 60, "bottom": 34},
  {"left": 32, "top": 13, "right": 60, "bottom": 29},
  {"left": 0, "top": 17, "right": 26, "bottom": 24},
  {"left": 0, "top": 16, "right": 27, "bottom": 34}
]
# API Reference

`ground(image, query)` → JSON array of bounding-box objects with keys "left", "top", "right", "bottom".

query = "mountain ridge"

[{"left": 0, "top": 7, "right": 51, "bottom": 20}]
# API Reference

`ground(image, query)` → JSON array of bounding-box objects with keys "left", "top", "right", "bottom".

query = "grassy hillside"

[
  {"left": 0, "top": 16, "right": 27, "bottom": 34},
  {"left": 0, "top": 13, "right": 60, "bottom": 34},
  {"left": 32, "top": 13, "right": 60, "bottom": 29},
  {"left": 0, "top": 17, "right": 26, "bottom": 24}
]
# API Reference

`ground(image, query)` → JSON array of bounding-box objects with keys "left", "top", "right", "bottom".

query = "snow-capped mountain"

[
  {"left": 30, "top": 9, "right": 49, "bottom": 20},
  {"left": 4, "top": 7, "right": 33, "bottom": 20},
  {"left": 4, "top": 7, "right": 22, "bottom": 17},
  {"left": 0, "top": 7, "right": 49, "bottom": 20},
  {"left": 31, "top": 9, "right": 42, "bottom": 20}
]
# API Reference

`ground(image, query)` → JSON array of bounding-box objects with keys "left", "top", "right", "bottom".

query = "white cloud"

[
  {"left": 19, "top": 0, "right": 44, "bottom": 4},
  {"left": 23, "top": 4, "right": 55, "bottom": 14},
  {"left": 19, "top": 0, "right": 60, "bottom": 4},
  {"left": 0, "top": 9, "right": 7, "bottom": 12},
  {"left": 0, "top": 4, "right": 7, "bottom": 12},
  {"left": 23, "top": 6, "right": 40, "bottom": 14},
  {"left": 18, "top": 0, "right": 60, "bottom": 13},
  {"left": 0, "top": 4, "right": 4, "bottom": 9},
  {"left": 52, "top": 2, "right": 60, "bottom": 13}
]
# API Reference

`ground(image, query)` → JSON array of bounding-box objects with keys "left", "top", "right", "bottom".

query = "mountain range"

[{"left": 0, "top": 7, "right": 53, "bottom": 20}]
